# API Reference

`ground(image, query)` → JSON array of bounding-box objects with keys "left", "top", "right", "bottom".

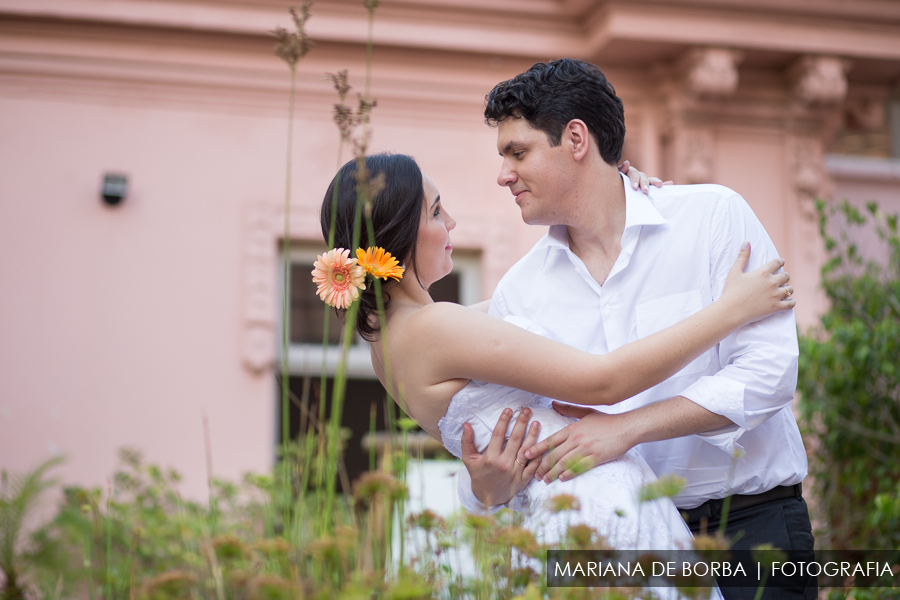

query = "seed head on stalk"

[
  {"left": 362, "top": 0, "right": 381, "bottom": 16},
  {"left": 271, "top": 2, "right": 315, "bottom": 70}
]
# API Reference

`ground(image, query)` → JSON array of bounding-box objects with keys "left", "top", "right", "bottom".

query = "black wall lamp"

[{"left": 101, "top": 173, "right": 128, "bottom": 206}]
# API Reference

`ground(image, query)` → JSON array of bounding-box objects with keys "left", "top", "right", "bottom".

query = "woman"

[{"left": 315, "top": 153, "right": 795, "bottom": 550}]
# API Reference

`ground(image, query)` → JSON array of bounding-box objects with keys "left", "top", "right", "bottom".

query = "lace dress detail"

[{"left": 437, "top": 315, "right": 691, "bottom": 552}]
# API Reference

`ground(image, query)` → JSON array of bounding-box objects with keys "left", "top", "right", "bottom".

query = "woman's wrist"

[{"left": 711, "top": 292, "right": 744, "bottom": 332}]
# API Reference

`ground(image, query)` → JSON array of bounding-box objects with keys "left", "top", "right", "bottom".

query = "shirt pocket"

[{"left": 635, "top": 289, "right": 711, "bottom": 377}]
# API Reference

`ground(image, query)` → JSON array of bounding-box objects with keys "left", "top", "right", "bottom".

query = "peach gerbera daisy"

[
  {"left": 311, "top": 248, "right": 366, "bottom": 309},
  {"left": 356, "top": 247, "right": 404, "bottom": 281}
]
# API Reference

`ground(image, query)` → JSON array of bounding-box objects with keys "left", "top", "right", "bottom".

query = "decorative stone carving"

[
  {"left": 789, "top": 56, "right": 850, "bottom": 105},
  {"left": 791, "top": 137, "right": 827, "bottom": 220},
  {"left": 681, "top": 47, "right": 743, "bottom": 97},
  {"left": 682, "top": 128, "right": 714, "bottom": 184},
  {"left": 241, "top": 202, "right": 278, "bottom": 373},
  {"left": 845, "top": 92, "right": 887, "bottom": 130}
]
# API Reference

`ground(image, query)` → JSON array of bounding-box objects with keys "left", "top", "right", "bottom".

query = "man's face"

[{"left": 495, "top": 117, "right": 572, "bottom": 226}]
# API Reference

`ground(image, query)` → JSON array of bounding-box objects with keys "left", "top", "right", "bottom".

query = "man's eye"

[{"left": 514, "top": 152, "right": 524, "bottom": 159}]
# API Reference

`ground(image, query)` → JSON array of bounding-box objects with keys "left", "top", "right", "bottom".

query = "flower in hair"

[
  {"left": 356, "top": 247, "right": 404, "bottom": 281},
  {"left": 311, "top": 248, "right": 366, "bottom": 309}
]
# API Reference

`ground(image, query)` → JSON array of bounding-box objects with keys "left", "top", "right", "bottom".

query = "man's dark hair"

[{"left": 484, "top": 58, "right": 625, "bottom": 166}]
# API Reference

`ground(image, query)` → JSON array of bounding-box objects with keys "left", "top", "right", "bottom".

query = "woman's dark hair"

[
  {"left": 320, "top": 153, "right": 424, "bottom": 341},
  {"left": 484, "top": 58, "right": 625, "bottom": 166}
]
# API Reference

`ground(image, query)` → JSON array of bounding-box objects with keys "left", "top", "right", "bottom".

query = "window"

[{"left": 278, "top": 244, "right": 482, "bottom": 486}]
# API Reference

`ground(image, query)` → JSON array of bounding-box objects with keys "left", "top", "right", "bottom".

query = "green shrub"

[{"left": 797, "top": 199, "right": 900, "bottom": 551}]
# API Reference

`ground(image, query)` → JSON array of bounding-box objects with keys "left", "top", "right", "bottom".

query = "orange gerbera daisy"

[
  {"left": 311, "top": 248, "right": 365, "bottom": 309},
  {"left": 356, "top": 247, "right": 404, "bottom": 281}
]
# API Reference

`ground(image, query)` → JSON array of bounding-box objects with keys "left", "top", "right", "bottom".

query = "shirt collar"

[
  {"left": 621, "top": 172, "right": 667, "bottom": 230},
  {"left": 542, "top": 173, "right": 667, "bottom": 254}
]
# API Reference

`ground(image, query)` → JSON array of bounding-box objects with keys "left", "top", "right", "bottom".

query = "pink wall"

[{"left": 2, "top": 0, "right": 899, "bottom": 499}]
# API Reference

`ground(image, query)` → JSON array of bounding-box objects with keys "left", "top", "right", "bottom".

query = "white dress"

[{"left": 437, "top": 315, "right": 695, "bottom": 551}]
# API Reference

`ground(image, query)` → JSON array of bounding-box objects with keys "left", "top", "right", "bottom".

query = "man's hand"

[
  {"left": 461, "top": 407, "right": 541, "bottom": 506},
  {"left": 523, "top": 397, "right": 735, "bottom": 484},
  {"left": 523, "top": 403, "right": 637, "bottom": 484}
]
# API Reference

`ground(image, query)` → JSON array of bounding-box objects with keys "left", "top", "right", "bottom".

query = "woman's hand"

[
  {"left": 720, "top": 242, "right": 795, "bottom": 325},
  {"left": 461, "top": 407, "right": 541, "bottom": 506},
  {"left": 618, "top": 160, "right": 673, "bottom": 194}
]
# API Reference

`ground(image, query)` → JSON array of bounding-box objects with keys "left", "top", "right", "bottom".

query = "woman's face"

[{"left": 414, "top": 173, "right": 456, "bottom": 287}]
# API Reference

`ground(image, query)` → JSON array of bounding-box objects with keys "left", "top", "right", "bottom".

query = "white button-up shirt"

[{"left": 458, "top": 174, "right": 807, "bottom": 511}]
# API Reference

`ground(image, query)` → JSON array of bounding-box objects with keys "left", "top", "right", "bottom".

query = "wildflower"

[
  {"left": 407, "top": 509, "right": 446, "bottom": 533},
  {"left": 566, "top": 523, "right": 596, "bottom": 549},
  {"left": 546, "top": 493, "right": 581, "bottom": 513},
  {"left": 493, "top": 525, "right": 539, "bottom": 557},
  {"left": 247, "top": 574, "right": 299, "bottom": 600},
  {"left": 638, "top": 473, "right": 687, "bottom": 503},
  {"left": 353, "top": 471, "right": 406, "bottom": 505},
  {"left": 250, "top": 537, "right": 291, "bottom": 559},
  {"left": 211, "top": 534, "right": 247, "bottom": 561},
  {"left": 357, "top": 247, "right": 404, "bottom": 281},
  {"left": 308, "top": 534, "right": 353, "bottom": 565},
  {"left": 311, "top": 248, "right": 365, "bottom": 309},
  {"left": 140, "top": 570, "right": 195, "bottom": 599},
  {"left": 461, "top": 513, "right": 495, "bottom": 532}
]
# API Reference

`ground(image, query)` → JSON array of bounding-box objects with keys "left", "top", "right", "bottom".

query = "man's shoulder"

[
  {"left": 651, "top": 182, "right": 743, "bottom": 206},
  {"left": 648, "top": 182, "right": 752, "bottom": 224}
]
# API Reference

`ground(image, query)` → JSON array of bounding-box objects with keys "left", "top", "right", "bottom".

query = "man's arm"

[
  {"left": 526, "top": 397, "right": 731, "bottom": 482},
  {"left": 525, "top": 193, "right": 798, "bottom": 481}
]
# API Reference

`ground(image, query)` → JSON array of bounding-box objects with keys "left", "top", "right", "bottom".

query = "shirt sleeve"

[
  {"left": 678, "top": 193, "right": 799, "bottom": 456},
  {"left": 488, "top": 283, "right": 510, "bottom": 319}
]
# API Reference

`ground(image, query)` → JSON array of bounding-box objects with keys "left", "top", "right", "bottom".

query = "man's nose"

[{"left": 497, "top": 163, "right": 517, "bottom": 187}]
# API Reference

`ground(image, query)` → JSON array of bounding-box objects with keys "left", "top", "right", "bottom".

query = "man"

[{"left": 457, "top": 58, "right": 814, "bottom": 600}]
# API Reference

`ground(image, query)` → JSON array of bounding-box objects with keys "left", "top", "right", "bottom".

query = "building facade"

[{"left": 1, "top": 0, "right": 899, "bottom": 497}]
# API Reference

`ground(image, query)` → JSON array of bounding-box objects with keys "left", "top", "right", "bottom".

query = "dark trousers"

[{"left": 687, "top": 495, "right": 817, "bottom": 600}]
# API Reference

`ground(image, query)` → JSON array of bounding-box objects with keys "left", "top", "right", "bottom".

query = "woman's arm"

[{"left": 413, "top": 244, "right": 793, "bottom": 406}]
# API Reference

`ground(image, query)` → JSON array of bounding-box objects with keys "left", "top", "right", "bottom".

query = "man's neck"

[{"left": 564, "top": 168, "right": 627, "bottom": 280}]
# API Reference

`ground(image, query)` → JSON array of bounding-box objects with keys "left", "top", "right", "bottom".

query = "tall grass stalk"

[{"left": 271, "top": 0, "right": 313, "bottom": 538}]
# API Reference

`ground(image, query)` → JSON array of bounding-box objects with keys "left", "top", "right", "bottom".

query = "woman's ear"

[{"left": 564, "top": 119, "right": 591, "bottom": 161}]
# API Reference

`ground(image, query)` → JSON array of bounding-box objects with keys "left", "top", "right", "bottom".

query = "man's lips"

[{"left": 513, "top": 190, "right": 527, "bottom": 203}]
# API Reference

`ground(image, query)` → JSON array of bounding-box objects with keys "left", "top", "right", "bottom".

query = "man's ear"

[{"left": 564, "top": 119, "right": 591, "bottom": 161}]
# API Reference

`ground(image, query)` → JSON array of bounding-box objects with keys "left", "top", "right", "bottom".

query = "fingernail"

[
  {"left": 504, "top": 408, "right": 512, "bottom": 416},
  {"left": 559, "top": 474, "right": 568, "bottom": 482},
  {"left": 523, "top": 408, "right": 531, "bottom": 416},
  {"left": 740, "top": 241, "right": 749, "bottom": 251},
  {"left": 632, "top": 182, "right": 638, "bottom": 189},
  {"left": 524, "top": 451, "right": 531, "bottom": 459},
  {"left": 642, "top": 185, "right": 648, "bottom": 192}
]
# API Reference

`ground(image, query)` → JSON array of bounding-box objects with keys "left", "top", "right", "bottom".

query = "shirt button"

[{"left": 606, "top": 303, "right": 614, "bottom": 309}]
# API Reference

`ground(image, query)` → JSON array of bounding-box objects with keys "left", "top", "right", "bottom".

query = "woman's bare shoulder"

[{"left": 405, "top": 301, "right": 491, "bottom": 333}]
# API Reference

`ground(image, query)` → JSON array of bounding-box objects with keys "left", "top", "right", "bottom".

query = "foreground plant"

[{"left": 0, "top": 456, "right": 64, "bottom": 600}]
